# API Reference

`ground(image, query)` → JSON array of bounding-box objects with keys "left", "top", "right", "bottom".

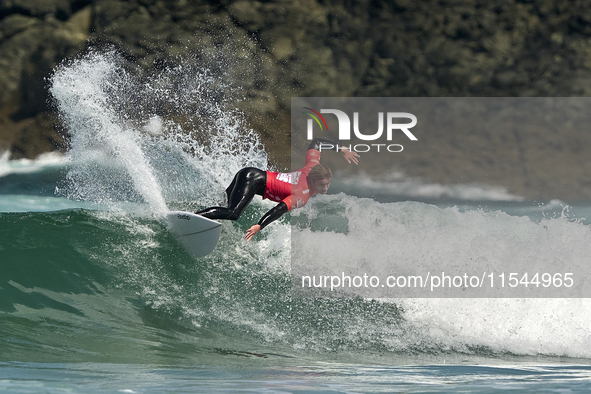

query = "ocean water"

[{"left": 1, "top": 51, "right": 591, "bottom": 392}]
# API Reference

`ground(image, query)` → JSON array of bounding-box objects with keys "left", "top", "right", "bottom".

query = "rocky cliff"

[{"left": 2, "top": 0, "right": 591, "bottom": 201}]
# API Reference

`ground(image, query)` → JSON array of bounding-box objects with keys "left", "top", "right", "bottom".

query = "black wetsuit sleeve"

[
  {"left": 258, "top": 202, "right": 289, "bottom": 229},
  {"left": 308, "top": 137, "right": 340, "bottom": 152}
]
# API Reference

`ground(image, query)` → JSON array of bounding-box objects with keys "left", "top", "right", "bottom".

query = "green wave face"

[
  {"left": 3, "top": 198, "right": 591, "bottom": 364},
  {"left": 0, "top": 209, "right": 406, "bottom": 364}
]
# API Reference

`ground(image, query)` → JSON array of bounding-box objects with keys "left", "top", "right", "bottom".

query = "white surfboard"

[{"left": 166, "top": 211, "right": 222, "bottom": 258}]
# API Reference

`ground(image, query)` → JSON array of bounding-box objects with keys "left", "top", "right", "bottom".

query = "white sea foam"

[
  {"left": 0, "top": 194, "right": 93, "bottom": 212},
  {"left": 400, "top": 297, "right": 591, "bottom": 358},
  {"left": 291, "top": 194, "right": 591, "bottom": 357},
  {"left": 0, "top": 151, "right": 66, "bottom": 178},
  {"left": 333, "top": 170, "right": 525, "bottom": 201}
]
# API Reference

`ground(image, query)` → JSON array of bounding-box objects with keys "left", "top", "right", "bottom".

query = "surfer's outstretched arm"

[
  {"left": 307, "top": 138, "right": 359, "bottom": 165},
  {"left": 244, "top": 202, "right": 288, "bottom": 241}
]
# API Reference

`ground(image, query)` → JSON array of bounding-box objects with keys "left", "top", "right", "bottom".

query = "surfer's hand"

[
  {"left": 341, "top": 148, "right": 359, "bottom": 165},
  {"left": 245, "top": 224, "right": 261, "bottom": 242}
]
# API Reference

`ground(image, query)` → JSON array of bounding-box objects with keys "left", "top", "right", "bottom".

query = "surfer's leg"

[
  {"left": 225, "top": 172, "right": 238, "bottom": 202},
  {"left": 197, "top": 168, "right": 266, "bottom": 220}
]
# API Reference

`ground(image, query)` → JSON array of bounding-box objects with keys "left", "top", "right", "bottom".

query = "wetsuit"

[{"left": 196, "top": 138, "right": 336, "bottom": 229}]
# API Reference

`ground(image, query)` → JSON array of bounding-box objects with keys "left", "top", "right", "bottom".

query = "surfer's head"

[{"left": 308, "top": 164, "right": 332, "bottom": 194}]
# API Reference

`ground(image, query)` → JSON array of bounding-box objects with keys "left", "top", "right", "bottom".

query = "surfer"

[{"left": 196, "top": 138, "right": 359, "bottom": 241}]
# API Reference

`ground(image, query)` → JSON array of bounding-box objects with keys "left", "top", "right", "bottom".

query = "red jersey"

[{"left": 264, "top": 149, "right": 321, "bottom": 211}]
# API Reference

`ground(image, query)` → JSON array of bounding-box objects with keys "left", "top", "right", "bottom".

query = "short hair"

[{"left": 308, "top": 164, "right": 332, "bottom": 182}]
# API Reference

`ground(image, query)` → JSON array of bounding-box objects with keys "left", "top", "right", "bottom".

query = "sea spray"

[
  {"left": 50, "top": 51, "right": 168, "bottom": 213},
  {"left": 49, "top": 49, "right": 267, "bottom": 214}
]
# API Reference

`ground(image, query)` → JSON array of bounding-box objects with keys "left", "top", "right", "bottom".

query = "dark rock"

[
  {"left": 0, "top": 0, "right": 72, "bottom": 19},
  {"left": 0, "top": 14, "right": 40, "bottom": 40},
  {"left": 493, "top": 70, "right": 530, "bottom": 87}
]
